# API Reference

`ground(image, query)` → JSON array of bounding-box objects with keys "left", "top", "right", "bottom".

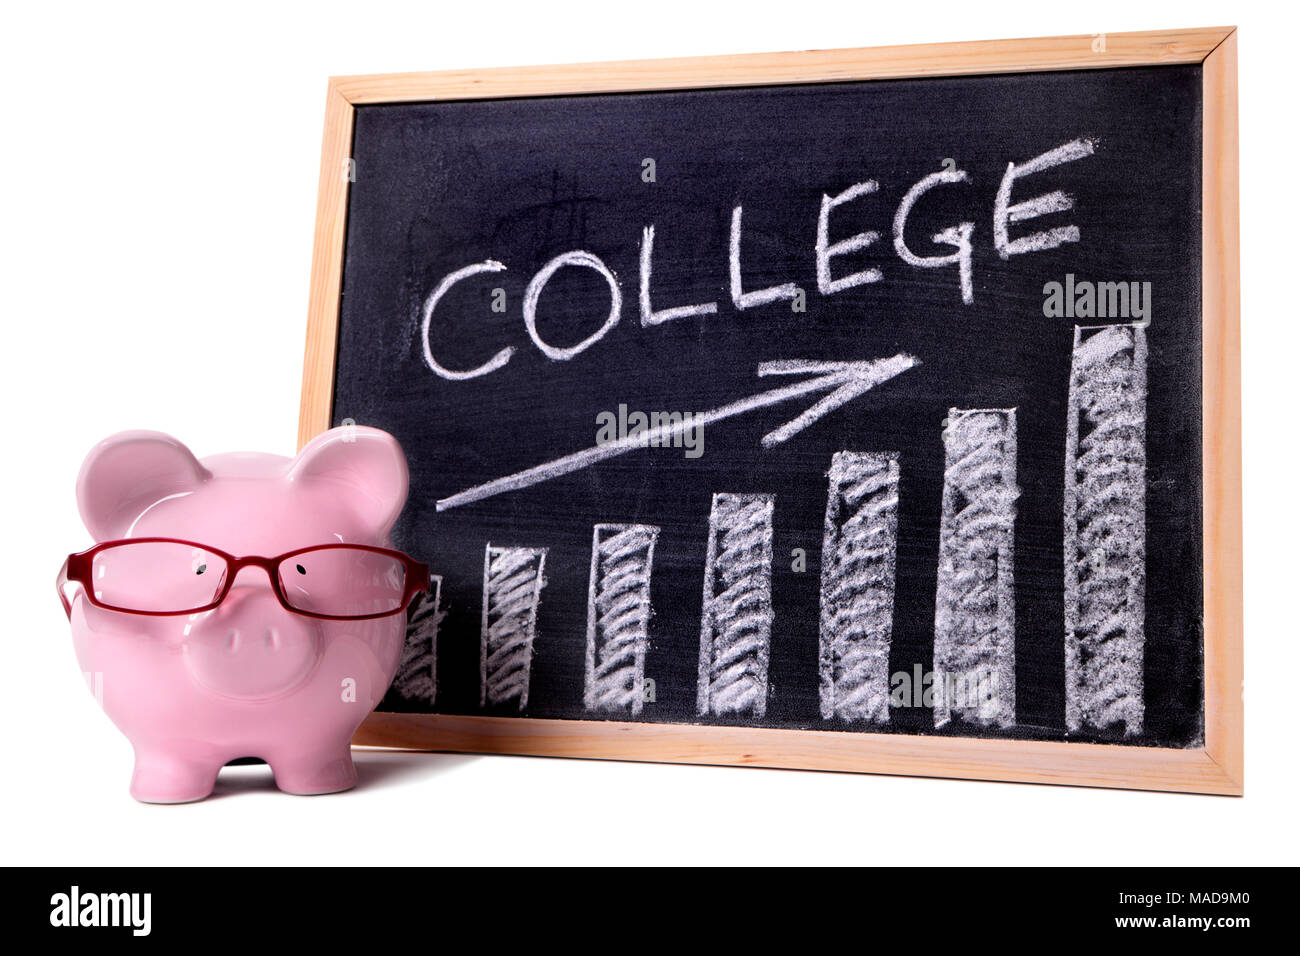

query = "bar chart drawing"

[
  {"left": 585, "top": 523, "right": 659, "bottom": 715},
  {"left": 480, "top": 545, "right": 548, "bottom": 711},
  {"left": 414, "top": 323, "right": 1171, "bottom": 746},
  {"left": 819, "top": 451, "right": 900, "bottom": 723},
  {"left": 1064, "top": 324, "right": 1147, "bottom": 736},
  {"left": 391, "top": 575, "right": 444, "bottom": 706},
  {"left": 698, "top": 493, "right": 774, "bottom": 717},
  {"left": 933, "top": 410, "right": 1019, "bottom": 729}
]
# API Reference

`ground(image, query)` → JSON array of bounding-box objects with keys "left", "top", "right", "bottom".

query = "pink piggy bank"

[{"left": 57, "top": 426, "right": 427, "bottom": 803}]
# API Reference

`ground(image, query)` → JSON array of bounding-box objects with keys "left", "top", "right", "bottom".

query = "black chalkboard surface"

[{"left": 331, "top": 62, "right": 1207, "bottom": 751}]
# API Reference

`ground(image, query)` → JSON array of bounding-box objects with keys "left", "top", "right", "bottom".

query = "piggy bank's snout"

[{"left": 182, "top": 586, "right": 321, "bottom": 700}]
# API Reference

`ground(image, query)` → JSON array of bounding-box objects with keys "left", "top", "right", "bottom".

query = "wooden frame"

[{"left": 299, "top": 27, "right": 1242, "bottom": 794}]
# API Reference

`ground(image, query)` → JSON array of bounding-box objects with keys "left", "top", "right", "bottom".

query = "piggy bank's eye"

[
  {"left": 295, "top": 564, "right": 307, "bottom": 575},
  {"left": 193, "top": 560, "right": 207, "bottom": 575}
]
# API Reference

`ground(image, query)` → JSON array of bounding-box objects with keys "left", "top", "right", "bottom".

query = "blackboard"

[{"left": 302, "top": 29, "right": 1242, "bottom": 792}]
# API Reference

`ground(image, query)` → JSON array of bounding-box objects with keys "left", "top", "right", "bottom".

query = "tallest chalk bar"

[{"left": 1064, "top": 324, "right": 1147, "bottom": 736}]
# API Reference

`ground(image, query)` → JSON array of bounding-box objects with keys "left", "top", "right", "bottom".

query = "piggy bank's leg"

[
  {"left": 130, "top": 747, "right": 222, "bottom": 804},
  {"left": 269, "top": 742, "right": 357, "bottom": 796}
]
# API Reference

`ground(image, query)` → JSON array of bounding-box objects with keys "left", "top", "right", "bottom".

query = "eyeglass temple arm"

[{"left": 56, "top": 557, "right": 73, "bottom": 620}]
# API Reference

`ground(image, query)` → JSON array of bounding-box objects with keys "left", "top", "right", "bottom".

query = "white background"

[{"left": 1, "top": 1, "right": 1293, "bottom": 866}]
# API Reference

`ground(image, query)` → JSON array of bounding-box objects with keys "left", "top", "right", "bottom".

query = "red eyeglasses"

[{"left": 58, "top": 538, "right": 430, "bottom": 622}]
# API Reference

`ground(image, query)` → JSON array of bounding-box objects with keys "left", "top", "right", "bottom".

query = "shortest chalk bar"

[{"left": 391, "top": 576, "right": 444, "bottom": 706}]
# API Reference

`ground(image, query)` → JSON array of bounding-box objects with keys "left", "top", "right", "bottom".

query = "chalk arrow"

[{"left": 436, "top": 353, "right": 919, "bottom": 512}]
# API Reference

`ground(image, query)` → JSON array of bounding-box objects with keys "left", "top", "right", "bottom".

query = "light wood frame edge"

[
  {"left": 353, "top": 713, "right": 1237, "bottom": 794},
  {"left": 299, "top": 27, "right": 1243, "bottom": 795},
  {"left": 1199, "top": 29, "right": 1242, "bottom": 792}
]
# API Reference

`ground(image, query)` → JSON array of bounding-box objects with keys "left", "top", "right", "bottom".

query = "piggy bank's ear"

[
  {"left": 289, "top": 426, "right": 409, "bottom": 535},
  {"left": 77, "top": 431, "right": 210, "bottom": 541}
]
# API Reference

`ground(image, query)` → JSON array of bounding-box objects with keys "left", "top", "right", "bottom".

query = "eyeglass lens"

[
  {"left": 88, "top": 542, "right": 408, "bottom": 618},
  {"left": 277, "top": 548, "right": 407, "bottom": 617},
  {"left": 90, "top": 541, "right": 228, "bottom": 613}
]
